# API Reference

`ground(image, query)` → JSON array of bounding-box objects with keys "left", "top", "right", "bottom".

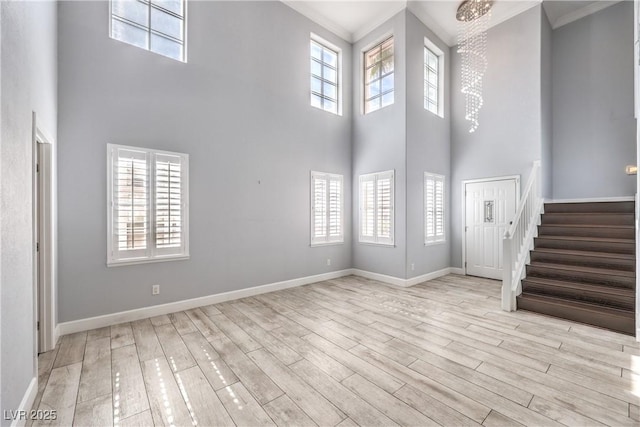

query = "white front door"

[{"left": 465, "top": 178, "right": 518, "bottom": 280}]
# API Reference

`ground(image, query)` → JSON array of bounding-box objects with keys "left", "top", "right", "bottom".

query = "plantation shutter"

[
  {"left": 108, "top": 144, "right": 189, "bottom": 265},
  {"left": 376, "top": 171, "right": 394, "bottom": 245},
  {"left": 111, "top": 147, "right": 150, "bottom": 261},
  {"left": 425, "top": 172, "right": 445, "bottom": 244},
  {"left": 327, "top": 175, "right": 343, "bottom": 242},
  {"left": 155, "top": 153, "right": 184, "bottom": 255},
  {"left": 311, "top": 173, "right": 328, "bottom": 244},
  {"left": 359, "top": 170, "right": 394, "bottom": 245},
  {"left": 311, "top": 172, "right": 343, "bottom": 245},
  {"left": 359, "top": 174, "right": 375, "bottom": 242}
]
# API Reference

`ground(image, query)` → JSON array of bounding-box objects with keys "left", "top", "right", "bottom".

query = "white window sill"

[
  {"left": 107, "top": 254, "right": 190, "bottom": 267},
  {"left": 358, "top": 241, "right": 395, "bottom": 247},
  {"left": 310, "top": 241, "right": 344, "bottom": 247},
  {"left": 424, "top": 240, "right": 446, "bottom": 247}
]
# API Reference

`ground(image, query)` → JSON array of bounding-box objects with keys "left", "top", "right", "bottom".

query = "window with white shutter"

[
  {"left": 311, "top": 171, "right": 344, "bottom": 245},
  {"left": 107, "top": 144, "right": 189, "bottom": 265},
  {"left": 425, "top": 172, "right": 445, "bottom": 245},
  {"left": 359, "top": 170, "right": 394, "bottom": 245}
]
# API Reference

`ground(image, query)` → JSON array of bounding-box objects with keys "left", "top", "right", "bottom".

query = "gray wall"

[
  {"left": 541, "top": 9, "right": 553, "bottom": 199},
  {"left": 405, "top": 10, "right": 451, "bottom": 278},
  {"left": 57, "top": 1, "right": 352, "bottom": 322},
  {"left": 1, "top": 1, "right": 57, "bottom": 421},
  {"left": 351, "top": 11, "right": 407, "bottom": 278},
  {"left": 450, "top": 5, "right": 543, "bottom": 268},
  {"left": 552, "top": 1, "right": 636, "bottom": 199}
]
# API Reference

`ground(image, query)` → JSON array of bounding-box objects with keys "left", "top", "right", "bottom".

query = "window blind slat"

[
  {"left": 311, "top": 172, "right": 343, "bottom": 244},
  {"left": 155, "top": 154, "right": 183, "bottom": 248},
  {"left": 425, "top": 173, "right": 445, "bottom": 244}
]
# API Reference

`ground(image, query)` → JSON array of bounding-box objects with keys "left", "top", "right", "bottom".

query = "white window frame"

[
  {"left": 424, "top": 172, "right": 445, "bottom": 245},
  {"left": 359, "top": 170, "right": 395, "bottom": 246},
  {"left": 109, "top": 0, "right": 188, "bottom": 62},
  {"left": 310, "top": 34, "right": 342, "bottom": 116},
  {"left": 310, "top": 171, "right": 344, "bottom": 246},
  {"left": 364, "top": 36, "right": 394, "bottom": 114},
  {"left": 107, "top": 143, "right": 189, "bottom": 266},
  {"left": 424, "top": 37, "right": 444, "bottom": 117}
]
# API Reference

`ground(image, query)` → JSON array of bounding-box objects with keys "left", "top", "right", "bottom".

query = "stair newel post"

[{"left": 502, "top": 230, "right": 514, "bottom": 311}]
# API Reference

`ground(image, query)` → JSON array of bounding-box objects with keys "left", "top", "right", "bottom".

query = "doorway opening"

[{"left": 33, "top": 113, "right": 55, "bottom": 354}]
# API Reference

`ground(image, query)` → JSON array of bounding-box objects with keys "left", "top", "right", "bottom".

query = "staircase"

[{"left": 517, "top": 201, "right": 636, "bottom": 335}]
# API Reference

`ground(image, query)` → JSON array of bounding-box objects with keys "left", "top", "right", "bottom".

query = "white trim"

[
  {"left": 551, "top": 1, "right": 621, "bottom": 30},
  {"left": 352, "top": 2, "right": 406, "bottom": 43},
  {"left": 352, "top": 268, "right": 407, "bottom": 287},
  {"left": 423, "top": 38, "right": 444, "bottom": 118},
  {"left": 546, "top": 196, "right": 635, "bottom": 204},
  {"left": 10, "top": 377, "right": 37, "bottom": 427},
  {"left": 407, "top": 2, "right": 452, "bottom": 48},
  {"left": 282, "top": 1, "right": 351, "bottom": 42},
  {"left": 353, "top": 267, "right": 461, "bottom": 288},
  {"left": 461, "top": 175, "right": 521, "bottom": 277},
  {"left": 405, "top": 267, "right": 458, "bottom": 287},
  {"left": 107, "top": 255, "right": 190, "bottom": 268},
  {"left": 56, "top": 267, "right": 467, "bottom": 336},
  {"left": 57, "top": 269, "right": 353, "bottom": 335}
]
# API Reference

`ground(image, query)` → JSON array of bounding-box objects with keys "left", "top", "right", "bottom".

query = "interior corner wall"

[
  {"left": 405, "top": 10, "right": 451, "bottom": 278},
  {"left": 541, "top": 8, "right": 553, "bottom": 200},
  {"left": 450, "top": 5, "right": 543, "bottom": 268},
  {"left": 57, "top": 1, "right": 352, "bottom": 323},
  {"left": 1, "top": 1, "right": 57, "bottom": 422},
  {"left": 351, "top": 11, "right": 407, "bottom": 279},
  {"left": 551, "top": 1, "right": 636, "bottom": 199}
]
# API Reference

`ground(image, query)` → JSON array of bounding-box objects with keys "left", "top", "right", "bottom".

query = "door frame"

[
  {"left": 461, "top": 175, "right": 520, "bottom": 277},
  {"left": 32, "top": 112, "right": 56, "bottom": 354}
]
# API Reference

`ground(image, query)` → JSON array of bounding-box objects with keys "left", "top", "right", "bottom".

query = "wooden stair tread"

[
  {"left": 542, "top": 212, "right": 633, "bottom": 215},
  {"left": 536, "top": 235, "right": 634, "bottom": 244},
  {"left": 517, "top": 293, "right": 635, "bottom": 317},
  {"left": 532, "top": 248, "right": 635, "bottom": 260},
  {"left": 520, "top": 201, "right": 636, "bottom": 335},
  {"left": 522, "top": 277, "right": 635, "bottom": 296},
  {"left": 528, "top": 261, "right": 636, "bottom": 278},
  {"left": 539, "top": 224, "right": 634, "bottom": 229}
]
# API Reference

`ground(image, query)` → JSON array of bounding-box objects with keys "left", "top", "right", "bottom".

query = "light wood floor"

[{"left": 31, "top": 274, "right": 640, "bottom": 426}]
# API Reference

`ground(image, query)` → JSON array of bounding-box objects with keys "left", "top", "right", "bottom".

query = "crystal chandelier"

[{"left": 457, "top": 0, "right": 493, "bottom": 133}]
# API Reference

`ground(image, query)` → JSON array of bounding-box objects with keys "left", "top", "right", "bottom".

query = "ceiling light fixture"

[{"left": 457, "top": 0, "right": 493, "bottom": 133}]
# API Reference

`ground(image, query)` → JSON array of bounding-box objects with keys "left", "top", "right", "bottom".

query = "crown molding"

[
  {"left": 407, "top": 1, "right": 455, "bottom": 46},
  {"left": 281, "top": 0, "right": 352, "bottom": 41},
  {"left": 551, "top": 0, "right": 621, "bottom": 30},
  {"left": 352, "top": 1, "right": 408, "bottom": 43}
]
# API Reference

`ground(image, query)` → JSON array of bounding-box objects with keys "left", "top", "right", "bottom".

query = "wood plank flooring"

[{"left": 31, "top": 274, "right": 640, "bottom": 426}]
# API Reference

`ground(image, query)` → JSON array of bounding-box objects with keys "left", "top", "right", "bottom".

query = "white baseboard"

[
  {"left": 449, "top": 267, "right": 465, "bottom": 275},
  {"left": 353, "top": 267, "right": 462, "bottom": 287},
  {"left": 57, "top": 269, "right": 353, "bottom": 336},
  {"left": 351, "top": 269, "right": 409, "bottom": 287},
  {"left": 547, "top": 196, "right": 635, "bottom": 204},
  {"left": 10, "top": 377, "right": 37, "bottom": 427},
  {"left": 405, "top": 267, "right": 457, "bottom": 287},
  {"left": 57, "top": 266, "right": 466, "bottom": 337}
]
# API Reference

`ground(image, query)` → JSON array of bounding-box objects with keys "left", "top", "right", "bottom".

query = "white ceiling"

[{"left": 281, "top": 0, "right": 623, "bottom": 45}]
